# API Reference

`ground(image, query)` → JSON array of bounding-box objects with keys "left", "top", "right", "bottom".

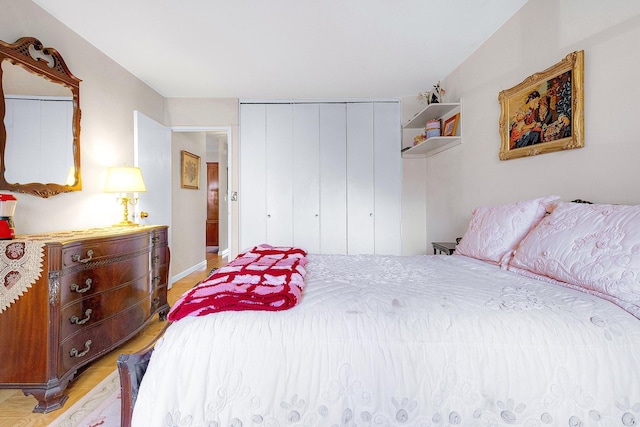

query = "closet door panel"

[
  {"left": 374, "top": 102, "right": 402, "bottom": 255},
  {"left": 346, "top": 103, "right": 375, "bottom": 255},
  {"left": 240, "top": 100, "right": 402, "bottom": 256},
  {"left": 239, "top": 103, "right": 267, "bottom": 250},
  {"left": 292, "top": 104, "right": 320, "bottom": 253},
  {"left": 265, "top": 104, "right": 294, "bottom": 246},
  {"left": 319, "top": 104, "right": 347, "bottom": 254}
]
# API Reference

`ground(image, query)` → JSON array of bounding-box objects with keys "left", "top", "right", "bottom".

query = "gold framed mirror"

[{"left": 0, "top": 37, "right": 81, "bottom": 198}]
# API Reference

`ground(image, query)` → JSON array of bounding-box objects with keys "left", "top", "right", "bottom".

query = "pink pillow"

[
  {"left": 509, "top": 202, "right": 640, "bottom": 310},
  {"left": 455, "top": 196, "right": 560, "bottom": 267}
]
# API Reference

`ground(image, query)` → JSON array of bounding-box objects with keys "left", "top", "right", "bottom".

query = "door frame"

[{"left": 171, "top": 125, "right": 233, "bottom": 259}]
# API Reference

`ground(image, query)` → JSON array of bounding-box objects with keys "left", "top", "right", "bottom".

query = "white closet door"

[
  {"left": 265, "top": 104, "right": 294, "bottom": 246},
  {"left": 319, "top": 103, "right": 347, "bottom": 254},
  {"left": 239, "top": 103, "right": 267, "bottom": 250},
  {"left": 240, "top": 101, "right": 401, "bottom": 255},
  {"left": 292, "top": 104, "right": 320, "bottom": 253},
  {"left": 374, "top": 102, "right": 402, "bottom": 255},
  {"left": 347, "top": 103, "right": 375, "bottom": 255}
]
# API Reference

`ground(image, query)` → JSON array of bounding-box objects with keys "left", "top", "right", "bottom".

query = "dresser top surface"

[{"left": 14, "top": 225, "right": 168, "bottom": 245}]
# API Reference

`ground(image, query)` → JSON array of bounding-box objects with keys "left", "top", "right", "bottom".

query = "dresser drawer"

[
  {"left": 60, "top": 276, "right": 151, "bottom": 339},
  {"left": 150, "top": 229, "right": 168, "bottom": 247},
  {"left": 151, "top": 263, "right": 168, "bottom": 288},
  {"left": 152, "top": 282, "right": 168, "bottom": 307},
  {"left": 151, "top": 246, "right": 168, "bottom": 269},
  {"left": 59, "top": 298, "right": 151, "bottom": 375},
  {"left": 62, "top": 233, "right": 150, "bottom": 269},
  {"left": 60, "top": 253, "right": 149, "bottom": 304}
]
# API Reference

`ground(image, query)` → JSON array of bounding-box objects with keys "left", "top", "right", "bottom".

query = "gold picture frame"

[
  {"left": 181, "top": 150, "right": 200, "bottom": 189},
  {"left": 443, "top": 113, "right": 460, "bottom": 137},
  {"left": 499, "top": 50, "right": 584, "bottom": 160}
]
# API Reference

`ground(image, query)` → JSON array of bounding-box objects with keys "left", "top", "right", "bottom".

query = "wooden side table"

[{"left": 432, "top": 241, "right": 457, "bottom": 255}]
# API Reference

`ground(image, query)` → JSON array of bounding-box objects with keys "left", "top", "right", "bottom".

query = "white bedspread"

[{"left": 132, "top": 254, "right": 640, "bottom": 426}]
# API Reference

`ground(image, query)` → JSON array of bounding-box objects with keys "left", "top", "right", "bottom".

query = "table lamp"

[{"left": 103, "top": 166, "right": 147, "bottom": 226}]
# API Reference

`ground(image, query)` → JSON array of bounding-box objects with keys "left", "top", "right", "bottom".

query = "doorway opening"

[{"left": 172, "top": 126, "right": 232, "bottom": 260}]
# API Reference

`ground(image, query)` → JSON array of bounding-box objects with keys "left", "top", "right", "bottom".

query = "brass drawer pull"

[
  {"left": 70, "top": 278, "right": 93, "bottom": 293},
  {"left": 152, "top": 254, "right": 160, "bottom": 264},
  {"left": 152, "top": 276, "right": 160, "bottom": 286},
  {"left": 152, "top": 236, "right": 160, "bottom": 244},
  {"left": 152, "top": 297, "right": 160, "bottom": 308},
  {"left": 69, "top": 340, "right": 92, "bottom": 358},
  {"left": 70, "top": 308, "right": 92, "bottom": 325},
  {"left": 71, "top": 250, "right": 94, "bottom": 264}
]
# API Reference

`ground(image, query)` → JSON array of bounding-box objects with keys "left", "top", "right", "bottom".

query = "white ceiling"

[{"left": 33, "top": 0, "right": 528, "bottom": 99}]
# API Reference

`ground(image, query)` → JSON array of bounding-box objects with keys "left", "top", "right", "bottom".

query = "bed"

[{"left": 119, "top": 198, "right": 640, "bottom": 426}]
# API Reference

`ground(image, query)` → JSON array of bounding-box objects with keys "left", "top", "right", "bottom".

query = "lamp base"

[
  {"left": 112, "top": 196, "right": 139, "bottom": 227},
  {"left": 112, "top": 220, "right": 139, "bottom": 227}
]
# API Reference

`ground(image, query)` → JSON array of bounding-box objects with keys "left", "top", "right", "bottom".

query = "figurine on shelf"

[
  {"left": 418, "top": 90, "right": 432, "bottom": 105},
  {"left": 418, "top": 81, "right": 446, "bottom": 105},
  {"left": 413, "top": 132, "right": 427, "bottom": 146},
  {"left": 431, "top": 81, "right": 445, "bottom": 104}
]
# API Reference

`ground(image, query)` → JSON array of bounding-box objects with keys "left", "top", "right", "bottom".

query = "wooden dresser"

[{"left": 0, "top": 225, "right": 169, "bottom": 413}]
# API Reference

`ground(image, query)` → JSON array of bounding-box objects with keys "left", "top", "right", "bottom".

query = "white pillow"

[
  {"left": 509, "top": 202, "right": 640, "bottom": 311},
  {"left": 455, "top": 196, "right": 560, "bottom": 267}
]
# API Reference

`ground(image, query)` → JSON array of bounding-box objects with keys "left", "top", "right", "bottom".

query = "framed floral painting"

[
  {"left": 181, "top": 150, "right": 200, "bottom": 189},
  {"left": 498, "top": 50, "right": 584, "bottom": 160}
]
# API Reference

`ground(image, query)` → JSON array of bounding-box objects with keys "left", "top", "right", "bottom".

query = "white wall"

[
  {"left": 170, "top": 132, "right": 207, "bottom": 275},
  {"left": 1, "top": 0, "right": 164, "bottom": 234},
  {"left": 401, "top": 0, "right": 640, "bottom": 253}
]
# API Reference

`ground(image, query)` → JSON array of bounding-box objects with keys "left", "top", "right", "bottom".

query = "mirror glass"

[
  {"left": 2, "top": 61, "right": 75, "bottom": 185},
  {"left": 0, "top": 37, "right": 81, "bottom": 198}
]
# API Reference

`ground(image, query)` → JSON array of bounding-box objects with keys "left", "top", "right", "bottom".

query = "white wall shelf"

[
  {"left": 402, "top": 102, "right": 461, "bottom": 158},
  {"left": 402, "top": 102, "right": 460, "bottom": 128},
  {"left": 402, "top": 136, "right": 461, "bottom": 158}
]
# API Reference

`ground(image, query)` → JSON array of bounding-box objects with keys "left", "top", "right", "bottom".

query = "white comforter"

[{"left": 132, "top": 254, "right": 640, "bottom": 426}]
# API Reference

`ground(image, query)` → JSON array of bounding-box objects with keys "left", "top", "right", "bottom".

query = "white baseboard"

[{"left": 169, "top": 260, "right": 207, "bottom": 287}]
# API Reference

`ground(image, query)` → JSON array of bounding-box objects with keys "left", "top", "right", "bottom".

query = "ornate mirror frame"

[{"left": 0, "top": 37, "right": 81, "bottom": 198}]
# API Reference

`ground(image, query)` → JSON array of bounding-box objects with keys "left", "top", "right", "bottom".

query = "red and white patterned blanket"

[{"left": 168, "top": 244, "right": 307, "bottom": 321}]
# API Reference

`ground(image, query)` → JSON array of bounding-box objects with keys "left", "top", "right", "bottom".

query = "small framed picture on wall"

[
  {"left": 181, "top": 150, "right": 200, "bottom": 189},
  {"left": 442, "top": 113, "right": 460, "bottom": 137}
]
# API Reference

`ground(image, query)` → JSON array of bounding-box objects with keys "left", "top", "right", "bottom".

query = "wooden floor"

[{"left": 0, "top": 253, "right": 224, "bottom": 427}]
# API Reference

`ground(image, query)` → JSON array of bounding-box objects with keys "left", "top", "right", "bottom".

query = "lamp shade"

[{"left": 104, "top": 166, "right": 147, "bottom": 193}]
